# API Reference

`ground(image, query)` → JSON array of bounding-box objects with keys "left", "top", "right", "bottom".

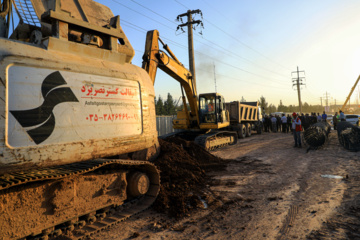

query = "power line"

[
  {"left": 172, "top": 0, "right": 292, "bottom": 77},
  {"left": 204, "top": 19, "right": 292, "bottom": 72},
  {"left": 128, "top": 0, "right": 177, "bottom": 25},
  {"left": 194, "top": 49, "right": 289, "bottom": 87},
  {"left": 131, "top": 46, "right": 289, "bottom": 91},
  {"left": 197, "top": 69, "right": 289, "bottom": 91},
  {"left": 193, "top": 32, "right": 290, "bottom": 80},
  {"left": 110, "top": 0, "right": 174, "bottom": 31},
  {"left": 198, "top": 0, "right": 230, "bottom": 22},
  {"left": 173, "top": 0, "right": 190, "bottom": 10},
  {"left": 115, "top": 0, "right": 291, "bottom": 82},
  {"left": 121, "top": 18, "right": 289, "bottom": 86},
  {"left": 116, "top": 5, "right": 291, "bottom": 89}
]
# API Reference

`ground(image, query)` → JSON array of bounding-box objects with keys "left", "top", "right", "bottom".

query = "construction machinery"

[
  {"left": 142, "top": 30, "right": 238, "bottom": 150},
  {"left": 340, "top": 74, "right": 360, "bottom": 113},
  {"left": 0, "top": 0, "right": 160, "bottom": 239},
  {"left": 225, "top": 101, "right": 263, "bottom": 138}
]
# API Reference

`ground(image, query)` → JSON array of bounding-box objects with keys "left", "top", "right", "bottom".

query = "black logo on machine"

[{"left": 10, "top": 71, "right": 79, "bottom": 144}]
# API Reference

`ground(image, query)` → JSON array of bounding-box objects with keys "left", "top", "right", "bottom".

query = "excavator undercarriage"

[{"left": 0, "top": 159, "right": 160, "bottom": 239}]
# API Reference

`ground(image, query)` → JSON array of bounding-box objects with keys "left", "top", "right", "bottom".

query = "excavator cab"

[{"left": 199, "top": 93, "right": 230, "bottom": 128}]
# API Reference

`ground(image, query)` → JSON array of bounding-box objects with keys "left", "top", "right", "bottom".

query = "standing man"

[
  {"left": 292, "top": 112, "right": 302, "bottom": 148},
  {"left": 322, "top": 111, "right": 327, "bottom": 122},
  {"left": 281, "top": 114, "right": 287, "bottom": 133},
  {"left": 339, "top": 110, "right": 345, "bottom": 121},
  {"left": 333, "top": 112, "right": 338, "bottom": 130},
  {"left": 271, "top": 115, "right": 277, "bottom": 133},
  {"left": 276, "top": 115, "right": 282, "bottom": 132},
  {"left": 287, "top": 114, "right": 292, "bottom": 133},
  {"left": 317, "top": 113, "right": 322, "bottom": 122},
  {"left": 265, "top": 115, "right": 271, "bottom": 132}
]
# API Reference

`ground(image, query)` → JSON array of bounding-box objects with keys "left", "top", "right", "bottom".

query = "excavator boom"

[
  {"left": 142, "top": 30, "right": 199, "bottom": 126},
  {"left": 341, "top": 75, "right": 360, "bottom": 112}
]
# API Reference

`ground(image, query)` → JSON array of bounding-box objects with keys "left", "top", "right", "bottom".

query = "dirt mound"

[{"left": 153, "top": 137, "right": 226, "bottom": 218}]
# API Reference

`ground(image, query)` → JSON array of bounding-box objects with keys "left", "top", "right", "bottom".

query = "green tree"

[
  {"left": 259, "top": 95, "right": 268, "bottom": 114},
  {"left": 278, "top": 100, "right": 286, "bottom": 112},
  {"left": 302, "top": 102, "right": 310, "bottom": 113},
  {"left": 164, "top": 93, "right": 176, "bottom": 115},
  {"left": 268, "top": 104, "right": 277, "bottom": 114},
  {"left": 155, "top": 95, "right": 165, "bottom": 115}
]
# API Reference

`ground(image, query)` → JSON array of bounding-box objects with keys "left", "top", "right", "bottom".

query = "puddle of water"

[
  {"left": 198, "top": 196, "right": 208, "bottom": 209},
  {"left": 321, "top": 174, "right": 343, "bottom": 179}
]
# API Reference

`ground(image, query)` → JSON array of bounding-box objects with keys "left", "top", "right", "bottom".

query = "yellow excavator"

[
  {"left": 0, "top": 0, "right": 160, "bottom": 239},
  {"left": 142, "top": 30, "right": 238, "bottom": 150}
]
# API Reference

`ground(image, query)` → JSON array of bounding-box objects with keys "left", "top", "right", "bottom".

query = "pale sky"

[{"left": 37, "top": 1, "right": 360, "bottom": 107}]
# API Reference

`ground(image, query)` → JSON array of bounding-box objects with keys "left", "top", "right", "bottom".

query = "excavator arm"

[
  {"left": 142, "top": 30, "right": 199, "bottom": 126},
  {"left": 341, "top": 75, "right": 360, "bottom": 112}
]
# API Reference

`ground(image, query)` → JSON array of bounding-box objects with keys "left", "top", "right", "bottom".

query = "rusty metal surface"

[{"left": 29, "top": 0, "right": 114, "bottom": 27}]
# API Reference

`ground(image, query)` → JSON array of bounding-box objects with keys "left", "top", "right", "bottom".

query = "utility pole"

[
  {"left": 292, "top": 66, "right": 305, "bottom": 113},
  {"left": 323, "top": 91, "right": 331, "bottom": 112},
  {"left": 176, "top": 10, "right": 203, "bottom": 89},
  {"left": 320, "top": 97, "right": 323, "bottom": 106}
]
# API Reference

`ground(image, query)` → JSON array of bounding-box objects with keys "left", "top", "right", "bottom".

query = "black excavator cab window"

[{"left": 199, "top": 95, "right": 218, "bottom": 123}]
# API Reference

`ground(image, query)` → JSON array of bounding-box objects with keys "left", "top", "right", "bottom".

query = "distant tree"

[
  {"left": 259, "top": 95, "right": 268, "bottom": 114},
  {"left": 164, "top": 93, "right": 176, "bottom": 115},
  {"left": 302, "top": 102, "right": 310, "bottom": 113},
  {"left": 240, "top": 96, "right": 246, "bottom": 102},
  {"left": 268, "top": 104, "right": 277, "bottom": 114},
  {"left": 278, "top": 100, "right": 286, "bottom": 112},
  {"left": 155, "top": 95, "right": 165, "bottom": 115}
]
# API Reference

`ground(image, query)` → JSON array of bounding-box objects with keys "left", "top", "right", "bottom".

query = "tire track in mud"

[
  {"left": 277, "top": 171, "right": 309, "bottom": 240},
  {"left": 278, "top": 205, "right": 299, "bottom": 239},
  {"left": 213, "top": 134, "right": 289, "bottom": 159},
  {"left": 307, "top": 156, "right": 360, "bottom": 240},
  {"left": 277, "top": 133, "right": 349, "bottom": 240}
]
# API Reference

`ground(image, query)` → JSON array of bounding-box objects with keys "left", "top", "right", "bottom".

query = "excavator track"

[
  {"left": 0, "top": 159, "right": 160, "bottom": 240},
  {"left": 194, "top": 131, "right": 238, "bottom": 151}
]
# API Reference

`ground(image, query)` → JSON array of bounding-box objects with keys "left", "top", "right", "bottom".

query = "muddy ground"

[{"left": 93, "top": 130, "right": 360, "bottom": 240}]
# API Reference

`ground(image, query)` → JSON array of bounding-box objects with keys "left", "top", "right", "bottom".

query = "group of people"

[
  {"left": 263, "top": 114, "right": 291, "bottom": 133},
  {"left": 262, "top": 111, "right": 338, "bottom": 148},
  {"left": 332, "top": 110, "right": 345, "bottom": 130},
  {"left": 263, "top": 111, "right": 334, "bottom": 134}
]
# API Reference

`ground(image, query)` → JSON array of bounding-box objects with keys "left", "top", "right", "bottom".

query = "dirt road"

[{"left": 93, "top": 131, "right": 360, "bottom": 240}]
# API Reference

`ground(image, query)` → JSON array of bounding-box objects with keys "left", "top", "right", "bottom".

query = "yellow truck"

[{"left": 225, "top": 101, "right": 263, "bottom": 138}]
